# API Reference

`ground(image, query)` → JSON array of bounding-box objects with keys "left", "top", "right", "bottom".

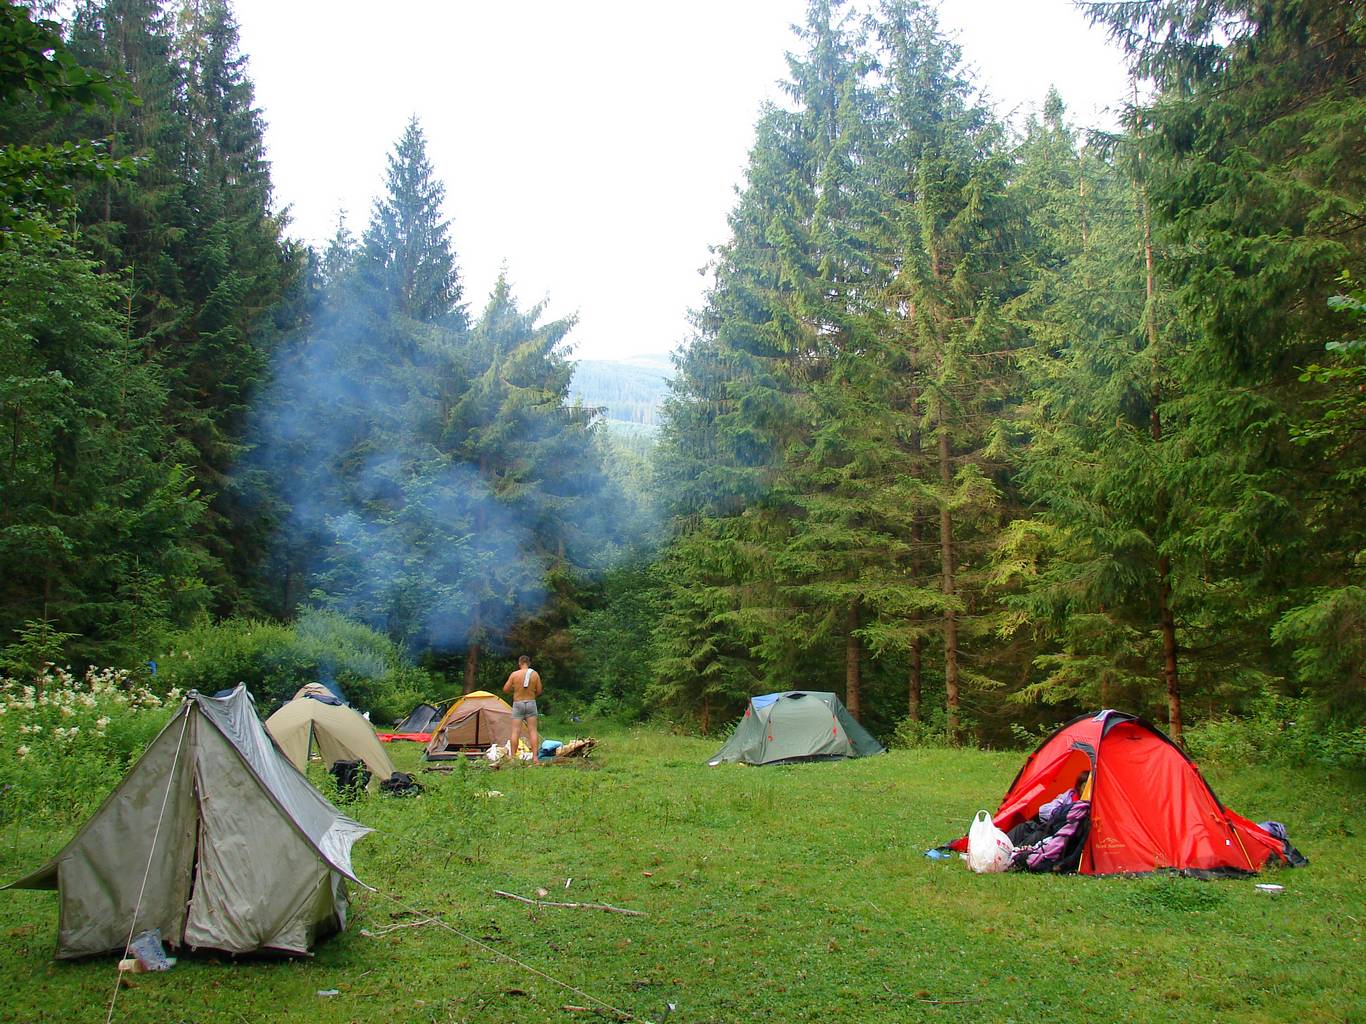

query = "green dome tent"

[{"left": 707, "top": 691, "right": 884, "bottom": 766}]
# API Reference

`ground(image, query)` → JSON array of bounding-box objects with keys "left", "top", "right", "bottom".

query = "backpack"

[{"left": 329, "top": 759, "right": 371, "bottom": 797}]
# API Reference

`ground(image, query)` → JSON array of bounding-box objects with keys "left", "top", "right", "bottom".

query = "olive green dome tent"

[
  {"left": 707, "top": 691, "right": 885, "bottom": 766},
  {"left": 4, "top": 686, "right": 371, "bottom": 959},
  {"left": 265, "top": 684, "right": 396, "bottom": 788}
]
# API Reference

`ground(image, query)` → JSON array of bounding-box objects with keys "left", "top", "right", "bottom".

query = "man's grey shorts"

[{"left": 511, "top": 699, "right": 539, "bottom": 720}]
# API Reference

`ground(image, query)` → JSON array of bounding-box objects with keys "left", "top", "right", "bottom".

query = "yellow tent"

[{"left": 425, "top": 691, "right": 515, "bottom": 760}]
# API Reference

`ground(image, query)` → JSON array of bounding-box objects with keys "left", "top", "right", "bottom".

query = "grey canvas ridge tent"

[
  {"left": 4, "top": 685, "right": 372, "bottom": 959},
  {"left": 707, "top": 690, "right": 885, "bottom": 766}
]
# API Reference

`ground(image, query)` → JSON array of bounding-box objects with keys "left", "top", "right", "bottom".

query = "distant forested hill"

[{"left": 569, "top": 357, "right": 671, "bottom": 427}]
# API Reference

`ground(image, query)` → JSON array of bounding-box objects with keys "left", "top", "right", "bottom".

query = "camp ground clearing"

[{"left": 1, "top": 719, "right": 1363, "bottom": 1024}]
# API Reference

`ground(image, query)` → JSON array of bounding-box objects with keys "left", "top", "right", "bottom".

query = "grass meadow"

[{"left": 1, "top": 717, "right": 1363, "bottom": 1024}]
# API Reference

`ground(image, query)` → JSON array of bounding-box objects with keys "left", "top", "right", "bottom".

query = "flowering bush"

[{"left": 0, "top": 665, "right": 178, "bottom": 823}]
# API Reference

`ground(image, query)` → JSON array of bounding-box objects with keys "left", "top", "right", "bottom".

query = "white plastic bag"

[{"left": 967, "top": 810, "right": 1014, "bottom": 873}]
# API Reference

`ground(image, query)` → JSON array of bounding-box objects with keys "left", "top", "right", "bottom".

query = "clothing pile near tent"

[
  {"left": 707, "top": 691, "right": 884, "bottom": 766},
  {"left": 426, "top": 691, "right": 514, "bottom": 760},
  {"left": 266, "top": 684, "right": 396, "bottom": 789},
  {"left": 3, "top": 685, "right": 371, "bottom": 958},
  {"left": 946, "top": 709, "right": 1307, "bottom": 876}
]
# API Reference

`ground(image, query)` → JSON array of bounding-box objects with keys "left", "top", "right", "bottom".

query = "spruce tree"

[
  {"left": 443, "top": 273, "right": 584, "bottom": 689},
  {"left": 0, "top": 231, "right": 206, "bottom": 668},
  {"left": 59, "top": 0, "right": 298, "bottom": 614},
  {"left": 866, "top": 0, "right": 1021, "bottom": 740},
  {"left": 1083, "top": 0, "right": 1366, "bottom": 728},
  {"left": 358, "top": 116, "right": 466, "bottom": 329},
  {"left": 998, "top": 97, "right": 1203, "bottom": 733}
]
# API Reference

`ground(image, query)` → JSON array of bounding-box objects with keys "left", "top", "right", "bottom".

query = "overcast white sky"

[{"left": 233, "top": 1, "right": 1131, "bottom": 362}]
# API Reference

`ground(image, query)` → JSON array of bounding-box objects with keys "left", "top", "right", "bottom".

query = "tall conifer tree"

[
  {"left": 61, "top": 0, "right": 297, "bottom": 613},
  {"left": 867, "top": 0, "right": 1021, "bottom": 740},
  {"left": 1083, "top": 0, "right": 1366, "bottom": 731},
  {"left": 359, "top": 116, "right": 466, "bottom": 329}
]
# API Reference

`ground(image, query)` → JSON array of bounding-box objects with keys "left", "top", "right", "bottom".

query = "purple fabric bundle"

[{"left": 1013, "top": 800, "right": 1090, "bottom": 872}]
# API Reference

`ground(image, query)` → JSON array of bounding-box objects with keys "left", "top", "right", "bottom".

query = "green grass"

[{"left": 1, "top": 717, "right": 1363, "bottom": 1024}]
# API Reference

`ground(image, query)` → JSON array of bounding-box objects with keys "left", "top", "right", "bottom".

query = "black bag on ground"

[
  {"left": 329, "top": 759, "right": 371, "bottom": 796},
  {"left": 380, "top": 771, "right": 423, "bottom": 796}
]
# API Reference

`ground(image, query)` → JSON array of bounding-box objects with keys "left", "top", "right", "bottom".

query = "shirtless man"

[{"left": 502, "top": 655, "right": 542, "bottom": 762}]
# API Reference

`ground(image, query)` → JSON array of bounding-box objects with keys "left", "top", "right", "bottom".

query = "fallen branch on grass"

[
  {"left": 561, "top": 1006, "right": 630, "bottom": 1020},
  {"left": 495, "top": 890, "right": 645, "bottom": 916},
  {"left": 360, "top": 917, "right": 441, "bottom": 937}
]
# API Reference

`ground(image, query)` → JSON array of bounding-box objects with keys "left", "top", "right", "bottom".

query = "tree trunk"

[
  {"left": 908, "top": 636, "right": 922, "bottom": 722},
  {"left": 1158, "top": 554, "right": 1182, "bottom": 742},
  {"left": 1079, "top": 161, "right": 1089, "bottom": 249},
  {"left": 845, "top": 601, "right": 862, "bottom": 721},
  {"left": 463, "top": 606, "right": 481, "bottom": 694},
  {"left": 938, "top": 427, "right": 959, "bottom": 742},
  {"left": 463, "top": 639, "right": 480, "bottom": 694},
  {"left": 906, "top": 357, "right": 924, "bottom": 727},
  {"left": 1140, "top": 182, "right": 1182, "bottom": 742}
]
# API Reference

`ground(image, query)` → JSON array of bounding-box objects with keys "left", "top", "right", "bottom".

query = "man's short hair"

[{"left": 518, "top": 655, "right": 530, "bottom": 666}]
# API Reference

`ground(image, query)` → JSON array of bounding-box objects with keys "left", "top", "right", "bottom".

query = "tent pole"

[{"left": 1230, "top": 819, "right": 1256, "bottom": 872}]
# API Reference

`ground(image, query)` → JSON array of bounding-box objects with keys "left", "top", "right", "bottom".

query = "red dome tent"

[{"left": 949, "top": 710, "right": 1298, "bottom": 876}]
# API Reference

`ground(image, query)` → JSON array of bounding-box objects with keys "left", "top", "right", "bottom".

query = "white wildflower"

[{"left": 16, "top": 745, "right": 28, "bottom": 758}]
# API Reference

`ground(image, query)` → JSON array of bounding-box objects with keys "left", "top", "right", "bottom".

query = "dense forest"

[
  {"left": 568, "top": 358, "right": 670, "bottom": 428},
  {"left": 1, "top": 0, "right": 1361, "bottom": 755}
]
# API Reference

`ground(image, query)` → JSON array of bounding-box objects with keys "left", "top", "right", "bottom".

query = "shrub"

[
  {"left": 0, "top": 665, "right": 177, "bottom": 823},
  {"left": 889, "top": 711, "right": 957, "bottom": 750},
  {"left": 1184, "top": 696, "right": 1366, "bottom": 771},
  {"left": 153, "top": 610, "right": 433, "bottom": 721}
]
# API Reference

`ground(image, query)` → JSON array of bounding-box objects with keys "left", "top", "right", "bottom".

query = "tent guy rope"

[
  {"left": 104, "top": 707, "right": 191, "bottom": 1024},
  {"left": 494, "top": 889, "right": 646, "bottom": 916},
  {"left": 363, "top": 884, "right": 652, "bottom": 1023}
]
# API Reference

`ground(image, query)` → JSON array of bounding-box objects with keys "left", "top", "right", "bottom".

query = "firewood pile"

[{"left": 553, "top": 737, "right": 596, "bottom": 760}]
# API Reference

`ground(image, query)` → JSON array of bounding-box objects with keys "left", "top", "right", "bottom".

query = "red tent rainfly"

[{"left": 948, "top": 710, "right": 1300, "bottom": 876}]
